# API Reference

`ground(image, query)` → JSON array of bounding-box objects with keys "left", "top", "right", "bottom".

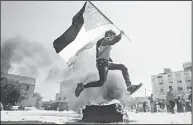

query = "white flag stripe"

[{"left": 84, "top": 2, "right": 111, "bottom": 31}]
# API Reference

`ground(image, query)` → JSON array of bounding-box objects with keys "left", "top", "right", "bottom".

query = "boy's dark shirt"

[{"left": 96, "top": 34, "right": 122, "bottom": 59}]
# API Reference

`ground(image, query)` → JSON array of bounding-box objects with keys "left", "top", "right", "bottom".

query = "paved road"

[{"left": 1, "top": 110, "right": 192, "bottom": 124}]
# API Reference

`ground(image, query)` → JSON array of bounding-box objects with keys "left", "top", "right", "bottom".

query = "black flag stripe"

[{"left": 53, "top": 2, "right": 87, "bottom": 53}]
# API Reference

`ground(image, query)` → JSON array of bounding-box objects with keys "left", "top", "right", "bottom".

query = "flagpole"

[{"left": 88, "top": 1, "right": 131, "bottom": 42}]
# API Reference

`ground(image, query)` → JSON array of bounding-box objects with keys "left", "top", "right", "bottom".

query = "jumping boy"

[{"left": 75, "top": 30, "right": 142, "bottom": 97}]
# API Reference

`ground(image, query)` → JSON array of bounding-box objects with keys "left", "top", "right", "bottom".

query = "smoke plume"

[
  {"left": 1, "top": 36, "right": 131, "bottom": 112},
  {"left": 1, "top": 36, "right": 69, "bottom": 100},
  {"left": 1, "top": 36, "right": 67, "bottom": 78}
]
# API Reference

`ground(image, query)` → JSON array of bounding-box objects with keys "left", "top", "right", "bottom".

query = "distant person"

[
  {"left": 181, "top": 95, "right": 186, "bottom": 112},
  {"left": 166, "top": 86, "right": 175, "bottom": 114},
  {"left": 158, "top": 100, "right": 161, "bottom": 109},
  {"left": 161, "top": 100, "right": 165, "bottom": 110},
  {"left": 148, "top": 94, "right": 154, "bottom": 113},
  {"left": 166, "top": 99, "right": 170, "bottom": 113},
  {"left": 188, "top": 89, "right": 192, "bottom": 105},
  {"left": 143, "top": 101, "right": 147, "bottom": 112},
  {"left": 158, "top": 100, "right": 164, "bottom": 111},
  {"left": 136, "top": 103, "right": 139, "bottom": 113},
  {"left": 154, "top": 100, "right": 158, "bottom": 112},
  {"left": 185, "top": 100, "right": 192, "bottom": 112},
  {"left": 131, "top": 105, "right": 133, "bottom": 112},
  {"left": 175, "top": 96, "right": 183, "bottom": 113}
]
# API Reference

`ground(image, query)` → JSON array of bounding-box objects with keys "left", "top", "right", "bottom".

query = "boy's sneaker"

[
  {"left": 127, "top": 83, "right": 143, "bottom": 95},
  {"left": 75, "top": 83, "right": 84, "bottom": 97}
]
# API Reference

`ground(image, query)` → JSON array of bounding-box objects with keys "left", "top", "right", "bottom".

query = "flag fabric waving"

[{"left": 53, "top": 1, "right": 119, "bottom": 67}]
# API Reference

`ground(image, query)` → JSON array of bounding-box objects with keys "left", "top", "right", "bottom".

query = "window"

[
  {"left": 177, "top": 87, "right": 183, "bottom": 91},
  {"left": 184, "top": 72, "right": 190, "bottom": 76},
  {"left": 160, "top": 89, "right": 164, "bottom": 94},
  {"left": 169, "top": 81, "right": 173, "bottom": 83},
  {"left": 168, "top": 75, "right": 172, "bottom": 77},
  {"left": 176, "top": 73, "right": 181, "bottom": 81},
  {"left": 26, "top": 85, "right": 30, "bottom": 91},
  {"left": 159, "top": 82, "right": 163, "bottom": 85},
  {"left": 186, "top": 79, "right": 191, "bottom": 83},
  {"left": 59, "top": 97, "right": 61, "bottom": 100},
  {"left": 157, "top": 76, "right": 162, "bottom": 78},
  {"left": 176, "top": 73, "right": 181, "bottom": 76},
  {"left": 185, "top": 77, "right": 190, "bottom": 80},
  {"left": 177, "top": 80, "right": 182, "bottom": 83}
]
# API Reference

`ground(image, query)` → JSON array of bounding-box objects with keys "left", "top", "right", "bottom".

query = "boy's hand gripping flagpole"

[{"left": 88, "top": 1, "right": 131, "bottom": 42}]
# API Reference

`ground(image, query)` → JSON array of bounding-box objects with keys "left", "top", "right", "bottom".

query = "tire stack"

[{"left": 81, "top": 102, "right": 123, "bottom": 123}]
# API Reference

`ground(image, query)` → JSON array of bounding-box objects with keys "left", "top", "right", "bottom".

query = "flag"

[{"left": 53, "top": 1, "right": 119, "bottom": 67}]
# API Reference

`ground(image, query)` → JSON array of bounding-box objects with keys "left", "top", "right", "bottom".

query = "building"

[
  {"left": 55, "top": 93, "right": 60, "bottom": 101},
  {"left": 151, "top": 62, "right": 192, "bottom": 99},
  {"left": 1, "top": 60, "right": 36, "bottom": 107},
  {"left": 59, "top": 79, "right": 74, "bottom": 101},
  {"left": 51, "top": 80, "right": 70, "bottom": 111},
  {"left": 183, "top": 62, "right": 192, "bottom": 71}
]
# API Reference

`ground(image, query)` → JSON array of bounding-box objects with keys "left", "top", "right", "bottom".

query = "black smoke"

[
  {"left": 1, "top": 36, "right": 67, "bottom": 79},
  {"left": 1, "top": 36, "right": 130, "bottom": 111}
]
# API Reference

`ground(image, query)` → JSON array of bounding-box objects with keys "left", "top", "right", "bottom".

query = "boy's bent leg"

[
  {"left": 109, "top": 62, "right": 142, "bottom": 94},
  {"left": 108, "top": 63, "right": 131, "bottom": 86},
  {"left": 75, "top": 62, "right": 108, "bottom": 97},
  {"left": 83, "top": 63, "right": 108, "bottom": 88}
]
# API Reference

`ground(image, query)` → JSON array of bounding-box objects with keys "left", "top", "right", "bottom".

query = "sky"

[{"left": 1, "top": 1, "right": 191, "bottom": 100}]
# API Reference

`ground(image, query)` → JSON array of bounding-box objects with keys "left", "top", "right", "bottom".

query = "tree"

[
  {"left": 0, "top": 76, "right": 27, "bottom": 107},
  {"left": 33, "top": 92, "right": 43, "bottom": 109}
]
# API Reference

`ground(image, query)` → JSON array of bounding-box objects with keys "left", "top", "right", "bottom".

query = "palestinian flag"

[{"left": 53, "top": 1, "right": 119, "bottom": 67}]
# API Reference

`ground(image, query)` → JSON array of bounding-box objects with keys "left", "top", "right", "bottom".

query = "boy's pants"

[{"left": 84, "top": 59, "right": 131, "bottom": 88}]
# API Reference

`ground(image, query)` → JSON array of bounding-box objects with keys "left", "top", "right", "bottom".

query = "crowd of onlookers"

[{"left": 133, "top": 86, "right": 192, "bottom": 114}]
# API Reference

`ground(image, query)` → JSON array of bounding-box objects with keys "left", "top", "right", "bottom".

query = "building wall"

[
  {"left": 55, "top": 93, "right": 60, "bottom": 101},
  {"left": 1, "top": 72, "right": 36, "bottom": 107},
  {"left": 20, "top": 97, "right": 37, "bottom": 107},
  {"left": 183, "top": 62, "right": 192, "bottom": 71},
  {"left": 152, "top": 69, "right": 192, "bottom": 99},
  {"left": 59, "top": 80, "right": 74, "bottom": 101},
  {"left": 20, "top": 83, "right": 36, "bottom": 98}
]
